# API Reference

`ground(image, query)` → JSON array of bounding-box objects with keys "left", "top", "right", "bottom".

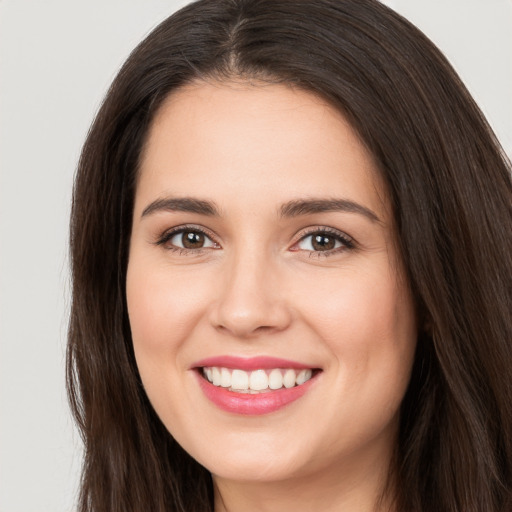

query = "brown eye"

[
  {"left": 165, "top": 229, "right": 218, "bottom": 250},
  {"left": 311, "top": 234, "right": 336, "bottom": 251},
  {"left": 296, "top": 230, "right": 353, "bottom": 253},
  {"left": 182, "top": 231, "right": 205, "bottom": 248}
]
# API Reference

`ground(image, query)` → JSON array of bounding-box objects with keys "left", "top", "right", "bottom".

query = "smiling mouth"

[{"left": 199, "top": 367, "right": 319, "bottom": 393}]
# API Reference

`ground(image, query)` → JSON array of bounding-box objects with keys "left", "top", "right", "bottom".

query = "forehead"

[{"left": 136, "top": 80, "right": 389, "bottom": 221}]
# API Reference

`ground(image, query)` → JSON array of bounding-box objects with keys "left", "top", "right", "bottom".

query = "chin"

[
  {"left": 203, "top": 452, "right": 308, "bottom": 483},
  {"left": 174, "top": 425, "right": 314, "bottom": 483}
]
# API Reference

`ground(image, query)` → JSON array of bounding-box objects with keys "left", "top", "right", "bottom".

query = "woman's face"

[{"left": 126, "top": 81, "right": 417, "bottom": 485}]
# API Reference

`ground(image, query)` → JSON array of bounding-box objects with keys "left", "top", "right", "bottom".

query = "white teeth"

[
  {"left": 268, "top": 368, "right": 283, "bottom": 390},
  {"left": 212, "top": 367, "right": 221, "bottom": 386},
  {"left": 231, "top": 369, "right": 249, "bottom": 390},
  {"left": 249, "top": 369, "right": 268, "bottom": 391},
  {"left": 283, "top": 369, "right": 296, "bottom": 388},
  {"left": 220, "top": 367, "right": 231, "bottom": 388},
  {"left": 296, "top": 369, "right": 312, "bottom": 385},
  {"left": 202, "top": 367, "right": 315, "bottom": 392}
]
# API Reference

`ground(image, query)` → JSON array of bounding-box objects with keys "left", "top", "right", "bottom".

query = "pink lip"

[
  {"left": 192, "top": 355, "right": 315, "bottom": 371},
  {"left": 192, "top": 356, "right": 321, "bottom": 415},
  {"left": 195, "top": 373, "right": 318, "bottom": 415}
]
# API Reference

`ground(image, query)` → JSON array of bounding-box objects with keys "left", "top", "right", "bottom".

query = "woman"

[{"left": 67, "top": 0, "right": 512, "bottom": 510}]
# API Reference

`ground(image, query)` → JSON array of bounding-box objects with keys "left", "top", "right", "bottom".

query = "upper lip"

[{"left": 191, "top": 355, "right": 318, "bottom": 371}]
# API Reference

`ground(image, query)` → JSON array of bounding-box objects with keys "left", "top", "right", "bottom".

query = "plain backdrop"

[{"left": 0, "top": 1, "right": 510, "bottom": 511}]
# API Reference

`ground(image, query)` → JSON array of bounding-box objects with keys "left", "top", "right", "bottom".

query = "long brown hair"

[{"left": 68, "top": 1, "right": 512, "bottom": 510}]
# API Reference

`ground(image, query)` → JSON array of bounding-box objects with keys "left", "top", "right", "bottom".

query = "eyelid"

[
  {"left": 154, "top": 224, "right": 354, "bottom": 255},
  {"left": 155, "top": 224, "right": 221, "bottom": 250},
  {"left": 290, "top": 226, "right": 355, "bottom": 253}
]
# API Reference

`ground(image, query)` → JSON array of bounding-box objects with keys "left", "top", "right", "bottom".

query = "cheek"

[
  {"left": 125, "top": 256, "right": 209, "bottom": 382},
  {"left": 295, "top": 263, "right": 417, "bottom": 391},
  {"left": 127, "top": 256, "right": 206, "bottom": 343},
  {"left": 300, "top": 264, "right": 413, "bottom": 336},
  {"left": 125, "top": 257, "right": 215, "bottom": 426},
  {"left": 306, "top": 270, "right": 416, "bottom": 443}
]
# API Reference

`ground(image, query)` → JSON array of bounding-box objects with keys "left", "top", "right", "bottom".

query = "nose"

[{"left": 209, "top": 251, "right": 292, "bottom": 339}]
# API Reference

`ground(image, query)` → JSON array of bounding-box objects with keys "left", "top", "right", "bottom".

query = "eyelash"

[
  {"left": 155, "top": 225, "right": 219, "bottom": 255},
  {"left": 155, "top": 225, "right": 355, "bottom": 256},
  {"left": 292, "top": 226, "right": 355, "bottom": 258}
]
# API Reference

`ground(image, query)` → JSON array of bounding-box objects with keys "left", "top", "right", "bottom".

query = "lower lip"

[{"left": 195, "top": 371, "right": 318, "bottom": 415}]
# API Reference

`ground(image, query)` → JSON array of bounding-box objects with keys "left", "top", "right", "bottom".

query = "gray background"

[{"left": 1, "top": 1, "right": 510, "bottom": 511}]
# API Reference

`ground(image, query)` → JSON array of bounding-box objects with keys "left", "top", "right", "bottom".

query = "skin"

[{"left": 126, "top": 80, "right": 418, "bottom": 512}]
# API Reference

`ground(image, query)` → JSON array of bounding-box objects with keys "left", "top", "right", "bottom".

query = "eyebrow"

[
  {"left": 141, "top": 197, "right": 220, "bottom": 218},
  {"left": 280, "top": 198, "right": 381, "bottom": 223},
  {"left": 141, "top": 196, "right": 380, "bottom": 223}
]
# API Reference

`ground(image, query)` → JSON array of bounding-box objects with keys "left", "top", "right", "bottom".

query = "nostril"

[{"left": 213, "top": 322, "right": 282, "bottom": 339}]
